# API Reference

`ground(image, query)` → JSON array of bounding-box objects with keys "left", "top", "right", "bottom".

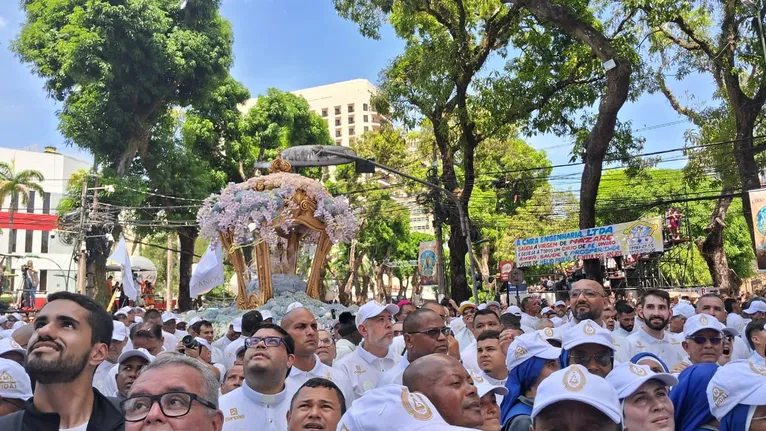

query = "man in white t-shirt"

[{"left": 616, "top": 289, "right": 686, "bottom": 366}]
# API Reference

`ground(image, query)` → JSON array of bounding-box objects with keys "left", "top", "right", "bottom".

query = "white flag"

[
  {"left": 108, "top": 236, "right": 138, "bottom": 301},
  {"left": 190, "top": 244, "right": 225, "bottom": 298}
]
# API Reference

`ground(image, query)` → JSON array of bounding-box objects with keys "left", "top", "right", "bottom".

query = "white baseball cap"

[
  {"left": 161, "top": 312, "right": 177, "bottom": 323},
  {"left": 286, "top": 302, "right": 305, "bottom": 313},
  {"left": 261, "top": 310, "right": 273, "bottom": 320},
  {"left": 707, "top": 359, "right": 766, "bottom": 420},
  {"left": 541, "top": 307, "right": 553, "bottom": 315},
  {"left": 554, "top": 301, "right": 566, "bottom": 308},
  {"left": 231, "top": 317, "right": 243, "bottom": 333},
  {"left": 0, "top": 316, "right": 8, "bottom": 325},
  {"left": 672, "top": 303, "right": 696, "bottom": 319},
  {"left": 9, "top": 313, "right": 22, "bottom": 322},
  {"left": 486, "top": 301, "right": 501, "bottom": 309},
  {"left": 0, "top": 358, "right": 32, "bottom": 400},
  {"left": 337, "top": 384, "right": 474, "bottom": 430},
  {"left": 188, "top": 317, "right": 201, "bottom": 326},
  {"left": 472, "top": 377, "right": 509, "bottom": 399},
  {"left": 532, "top": 364, "right": 622, "bottom": 424},
  {"left": 115, "top": 308, "right": 129, "bottom": 318},
  {"left": 506, "top": 332, "right": 562, "bottom": 371},
  {"left": 117, "top": 348, "right": 155, "bottom": 364},
  {"left": 0, "top": 338, "right": 25, "bottom": 358},
  {"left": 133, "top": 307, "right": 146, "bottom": 313},
  {"left": 504, "top": 306, "right": 522, "bottom": 317},
  {"left": 11, "top": 321, "right": 24, "bottom": 331},
  {"left": 356, "top": 301, "right": 399, "bottom": 327},
  {"left": 194, "top": 337, "right": 212, "bottom": 351},
  {"left": 478, "top": 304, "right": 488, "bottom": 311},
  {"left": 537, "top": 327, "right": 563, "bottom": 343},
  {"left": 562, "top": 320, "right": 615, "bottom": 351},
  {"left": 458, "top": 301, "right": 477, "bottom": 315},
  {"left": 112, "top": 321, "right": 127, "bottom": 342},
  {"left": 682, "top": 314, "right": 724, "bottom": 338},
  {"left": 743, "top": 301, "right": 766, "bottom": 315},
  {"left": 605, "top": 362, "right": 678, "bottom": 400},
  {"left": 134, "top": 316, "right": 144, "bottom": 324},
  {"left": 550, "top": 317, "right": 565, "bottom": 328}
]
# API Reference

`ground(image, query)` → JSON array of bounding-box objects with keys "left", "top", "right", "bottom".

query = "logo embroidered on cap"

[
  {"left": 749, "top": 360, "right": 766, "bottom": 376},
  {"left": 401, "top": 387, "right": 433, "bottom": 421},
  {"left": 583, "top": 322, "right": 596, "bottom": 335},
  {"left": 9, "top": 340, "right": 21, "bottom": 349},
  {"left": 628, "top": 363, "right": 647, "bottom": 376},
  {"left": 711, "top": 386, "right": 728, "bottom": 407},
  {"left": 0, "top": 371, "right": 17, "bottom": 390},
  {"left": 699, "top": 315, "right": 709, "bottom": 325},
  {"left": 472, "top": 371, "right": 485, "bottom": 383},
  {"left": 514, "top": 345, "right": 528, "bottom": 359},
  {"left": 562, "top": 367, "right": 586, "bottom": 392},
  {"left": 543, "top": 327, "right": 555, "bottom": 338}
]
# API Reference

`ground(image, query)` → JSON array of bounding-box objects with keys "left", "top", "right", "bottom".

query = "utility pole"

[
  {"left": 87, "top": 167, "right": 99, "bottom": 298},
  {"left": 76, "top": 178, "right": 88, "bottom": 295},
  {"left": 166, "top": 233, "right": 174, "bottom": 311}
]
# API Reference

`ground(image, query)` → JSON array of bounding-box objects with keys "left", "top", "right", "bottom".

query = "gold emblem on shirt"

[
  {"left": 562, "top": 366, "right": 586, "bottom": 392},
  {"left": 354, "top": 365, "right": 367, "bottom": 375},
  {"left": 583, "top": 321, "right": 596, "bottom": 335},
  {"left": 629, "top": 363, "right": 647, "bottom": 376},
  {"left": 711, "top": 386, "right": 728, "bottom": 407},
  {"left": 341, "top": 425, "right": 350, "bottom": 431},
  {"left": 749, "top": 360, "right": 766, "bottom": 376},
  {"left": 635, "top": 340, "right": 646, "bottom": 349},
  {"left": 401, "top": 387, "right": 433, "bottom": 421},
  {"left": 514, "top": 345, "right": 528, "bottom": 359},
  {"left": 229, "top": 408, "right": 238, "bottom": 416}
]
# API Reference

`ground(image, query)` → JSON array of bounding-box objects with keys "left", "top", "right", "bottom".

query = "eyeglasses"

[
  {"left": 570, "top": 290, "right": 603, "bottom": 299},
  {"left": 122, "top": 391, "right": 217, "bottom": 422},
  {"left": 569, "top": 353, "right": 612, "bottom": 367},
  {"left": 245, "top": 336, "right": 291, "bottom": 353},
  {"left": 317, "top": 337, "right": 334, "bottom": 347},
  {"left": 686, "top": 336, "right": 722, "bottom": 345},
  {"left": 406, "top": 327, "right": 451, "bottom": 339},
  {"left": 462, "top": 308, "right": 476, "bottom": 316}
]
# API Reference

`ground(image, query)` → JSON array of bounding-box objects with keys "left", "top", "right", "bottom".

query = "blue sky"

[{"left": 0, "top": 0, "right": 716, "bottom": 191}]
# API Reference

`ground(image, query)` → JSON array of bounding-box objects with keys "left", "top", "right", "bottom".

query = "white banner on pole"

[
  {"left": 190, "top": 244, "right": 224, "bottom": 298},
  {"left": 108, "top": 236, "right": 138, "bottom": 301}
]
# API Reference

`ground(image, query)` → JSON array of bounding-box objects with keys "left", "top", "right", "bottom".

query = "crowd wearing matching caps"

[{"left": 3, "top": 286, "right": 766, "bottom": 430}]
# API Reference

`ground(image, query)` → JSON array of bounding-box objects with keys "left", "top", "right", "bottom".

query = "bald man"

[
  {"left": 378, "top": 309, "right": 449, "bottom": 386},
  {"left": 281, "top": 307, "right": 355, "bottom": 405},
  {"left": 402, "top": 354, "right": 483, "bottom": 429},
  {"left": 554, "top": 279, "right": 608, "bottom": 339},
  {"left": 422, "top": 300, "right": 461, "bottom": 360}
]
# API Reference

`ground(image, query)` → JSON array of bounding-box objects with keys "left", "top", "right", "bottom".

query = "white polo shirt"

[
  {"left": 287, "top": 355, "right": 355, "bottom": 407},
  {"left": 612, "top": 326, "right": 633, "bottom": 338},
  {"left": 520, "top": 313, "right": 540, "bottom": 333},
  {"left": 449, "top": 318, "right": 475, "bottom": 351},
  {"left": 616, "top": 328, "right": 686, "bottom": 366},
  {"left": 333, "top": 342, "right": 401, "bottom": 401},
  {"left": 460, "top": 341, "right": 480, "bottom": 374},
  {"left": 213, "top": 335, "right": 235, "bottom": 352},
  {"left": 750, "top": 351, "right": 766, "bottom": 366},
  {"left": 377, "top": 355, "right": 410, "bottom": 387},
  {"left": 219, "top": 383, "right": 291, "bottom": 431},
  {"left": 92, "top": 360, "right": 117, "bottom": 394},
  {"left": 727, "top": 312, "right": 746, "bottom": 335}
]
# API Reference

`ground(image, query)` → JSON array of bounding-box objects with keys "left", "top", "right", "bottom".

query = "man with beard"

[
  {"left": 554, "top": 280, "right": 607, "bottom": 340},
  {"left": 613, "top": 301, "right": 635, "bottom": 338},
  {"left": 378, "top": 309, "right": 449, "bottom": 386},
  {"left": 219, "top": 324, "right": 295, "bottom": 430},
  {"left": 403, "top": 354, "right": 484, "bottom": 429},
  {"left": 0, "top": 291, "right": 124, "bottom": 430},
  {"left": 616, "top": 289, "right": 686, "bottom": 366}
]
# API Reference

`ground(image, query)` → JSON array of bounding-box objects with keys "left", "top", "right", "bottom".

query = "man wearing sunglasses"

[
  {"left": 377, "top": 308, "right": 449, "bottom": 387},
  {"left": 562, "top": 320, "right": 616, "bottom": 378},
  {"left": 123, "top": 354, "right": 223, "bottom": 431},
  {"left": 669, "top": 314, "right": 725, "bottom": 374},
  {"left": 219, "top": 324, "right": 295, "bottom": 430}
]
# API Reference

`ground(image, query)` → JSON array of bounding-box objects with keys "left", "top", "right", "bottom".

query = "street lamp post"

[{"left": 312, "top": 146, "right": 481, "bottom": 302}]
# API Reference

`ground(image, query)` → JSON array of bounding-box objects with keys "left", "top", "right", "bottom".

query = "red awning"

[{"left": 0, "top": 212, "right": 58, "bottom": 232}]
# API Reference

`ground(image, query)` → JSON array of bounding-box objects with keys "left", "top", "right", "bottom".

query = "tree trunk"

[
  {"left": 732, "top": 116, "right": 761, "bottom": 247},
  {"left": 340, "top": 240, "right": 363, "bottom": 305},
  {"left": 480, "top": 243, "right": 492, "bottom": 295},
  {"left": 696, "top": 196, "right": 741, "bottom": 294},
  {"left": 177, "top": 226, "right": 198, "bottom": 311}
]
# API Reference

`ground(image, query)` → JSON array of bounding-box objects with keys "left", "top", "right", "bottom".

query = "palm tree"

[{"left": 0, "top": 159, "right": 45, "bottom": 284}]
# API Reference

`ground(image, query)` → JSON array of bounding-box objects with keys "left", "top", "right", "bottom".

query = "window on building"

[
  {"left": 335, "top": 106, "right": 341, "bottom": 115},
  {"left": 363, "top": 103, "right": 369, "bottom": 111},
  {"left": 348, "top": 116, "right": 354, "bottom": 124},
  {"left": 322, "top": 108, "right": 328, "bottom": 117},
  {"left": 349, "top": 127, "right": 355, "bottom": 136},
  {"left": 363, "top": 115, "right": 368, "bottom": 123},
  {"left": 348, "top": 104, "right": 355, "bottom": 113},
  {"left": 364, "top": 126, "right": 369, "bottom": 132},
  {"left": 336, "top": 129, "right": 342, "bottom": 137},
  {"left": 335, "top": 118, "right": 341, "bottom": 126},
  {"left": 39, "top": 270, "right": 47, "bottom": 293}
]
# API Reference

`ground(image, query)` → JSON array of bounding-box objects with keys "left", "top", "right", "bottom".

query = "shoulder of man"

[{"left": 0, "top": 410, "right": 23, "bottom": 429}]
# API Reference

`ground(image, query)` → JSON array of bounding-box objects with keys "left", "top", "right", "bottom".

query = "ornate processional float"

[{"left": 196, "top": 158, "right": 360, "bottom": 309}]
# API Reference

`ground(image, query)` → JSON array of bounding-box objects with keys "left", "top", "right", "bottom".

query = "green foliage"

[
  {"left": 0, "top": 160, "right": 45, "bottom": 211},
  {"left": 13, "top": 0, "right": 236, "bottom": 173}
]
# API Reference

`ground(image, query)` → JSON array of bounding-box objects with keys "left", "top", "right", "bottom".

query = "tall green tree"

[
  {"left": 12, "top": 0, "right": 237, "bottom": 175},
  {"left": 0, "top": 160, "right": 45, "bottom": 277}
]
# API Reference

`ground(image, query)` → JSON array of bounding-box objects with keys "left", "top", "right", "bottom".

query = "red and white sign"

[{"left": 499, "top": 261, "right": 514, "bottom": 281}]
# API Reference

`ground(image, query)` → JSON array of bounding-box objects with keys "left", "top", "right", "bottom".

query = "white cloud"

[{"left": 0, "top": 16, "right": 8, "bottom": 29}]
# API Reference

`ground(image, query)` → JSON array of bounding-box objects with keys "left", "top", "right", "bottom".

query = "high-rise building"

[
  {"left": 0, "top": 146, "right": 91, "bottom": 294},
  {"left": 241, "top": 79, "right": 386, "bottom": 148}
]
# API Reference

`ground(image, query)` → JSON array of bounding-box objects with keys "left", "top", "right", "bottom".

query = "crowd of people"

[{"left": 0, "top": 281, "right": 765, "bottom": 430}]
